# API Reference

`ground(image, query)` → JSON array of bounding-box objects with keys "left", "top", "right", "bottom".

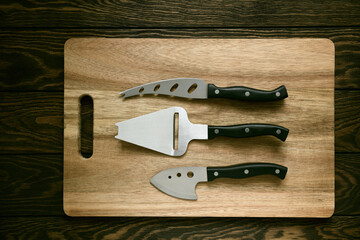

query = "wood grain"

[
  {"left": 1, "top": 28, "right": 360, "bottom": 91},
  {"left": 0, "top": 155, "right": 63, "bottom": 216},
  {"left": 1, "top": 91, "right": 358, "bottom": 155},
  {"left": 1, "top": 0, "right": 360, "bottom": 28},
  {"left": 0, "top": 92, "right": 63, "bottom": 154},
  {"left": 335, "top": 91, "right": 360, "bottom": 152},
  {"left": 335, "top": 154, "right": 360, "bottom": 215},
  {"left": 0, "top": 153, "right": 358, "bottom": 217},
  {"left": 0, "top": 216, "right": 359, "bottom": 239},
  {"left": 63, "top": 38, "right": 334, "bottom": 217},
  {"left": 0, "top": 0, "right": 358, "bottom": 236},
  {"left": 0, "top": 154, "right": 360, "bottom": 216}
]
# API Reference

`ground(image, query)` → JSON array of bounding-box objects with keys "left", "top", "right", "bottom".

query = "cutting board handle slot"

[{"left": 80, "top": 95, "right": 93, "bottom": 158}]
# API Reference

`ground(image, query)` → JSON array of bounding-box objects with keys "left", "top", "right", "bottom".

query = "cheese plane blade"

[
  {"left": 150, "top": 163, "right": 288, "bottom": 200},
  {"left": 115, "top": 107, "right": 289, "bottom": 156},
  {"left": 120, "top": 78, "right": 288, "bottom": 101}
]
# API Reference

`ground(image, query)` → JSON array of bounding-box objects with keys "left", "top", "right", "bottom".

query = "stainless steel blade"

[
  {"left": 119, "top": 78, "right": 208, "bottom": 99},
  {"left": 115, "top": 107, "right": 208, "bottom": 156},
  {"left": 150, "top": 166, "right": 208, "bottom": 200}
]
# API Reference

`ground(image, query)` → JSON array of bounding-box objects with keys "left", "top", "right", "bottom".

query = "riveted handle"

[
  {"left": 208, "top": 84, "right": 288, "bottom": 101},
  {"left": 208, "top": 124, "right": 289, "bottom": 142},
  {"left": 207, "top": 163, "right": 287, "bottom": 181}
]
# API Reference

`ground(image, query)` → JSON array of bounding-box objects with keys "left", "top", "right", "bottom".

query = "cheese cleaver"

[
  {"left": 119, "top": 78, "right": 288, "bottom": 101},
  {"left": 150, "top": 163, "right": 288, "bottom": 200},
  {"left": 115, "top": 107, "right": 289, "bottom": 156}
]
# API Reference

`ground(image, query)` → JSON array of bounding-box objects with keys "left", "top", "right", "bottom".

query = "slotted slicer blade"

[
  {"left": 119, "top": 78, "right": 208, "bottom": 99},
  {"left": 115, "top": 107, "right": 208, "bottom": 156}
]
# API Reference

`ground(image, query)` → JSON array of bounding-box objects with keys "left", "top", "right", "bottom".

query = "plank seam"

[{"left": 1, "top": 26, "right": 360, "bottom": 30}]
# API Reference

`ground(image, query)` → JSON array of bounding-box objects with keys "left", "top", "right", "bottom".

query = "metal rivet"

[
  {"left": 245, "top": 91, "right": 250, "bottom": 97},
  {"left": 214, "top": 171, "right": 219, "bottom": 176},
  {"left": 214, "top": 129, "right": 219, "bottom": 134},
  {"left": 245, "top": 128, "right": 250, "bottom": 133},
  {"left": 276, "top": 92, "right": 280, "bottom": 97},
  {"left": 275, "top": 169, "right": 280, "bottom": 174},
  {"left": 215, "top": 89, "right": 220, "bottom": 94},
  {"left": 276, "top": 129, "right": 281, "bottom": 135},
  {"left": 244, "top": 169, "right": 249, "bottom": 174}
]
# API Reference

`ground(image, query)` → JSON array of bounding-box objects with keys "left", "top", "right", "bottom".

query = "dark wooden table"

[{"left": 1, "top": 1, "right": 360, "bottom": 239}]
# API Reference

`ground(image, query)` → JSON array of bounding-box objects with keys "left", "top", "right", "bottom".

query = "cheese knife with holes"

[
  {"left": 115, "top": 107, "right": 289, "bottom": 156},
  {"left": 150, "top": 163, "right": 288, "bottom": 200},
  {"left": 120, "top": 78, "right": 288, "bottom": 101}
]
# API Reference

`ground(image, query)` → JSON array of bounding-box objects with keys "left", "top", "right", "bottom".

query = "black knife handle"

[
  {"left": 208, "top": 84, "right": 288, "bottom": 101},
  {"left": 208, "top": 124, "right": 289, "bottom": 141},
  {"left": 207, "top": 163, "right": 287, "bottom": 181}
]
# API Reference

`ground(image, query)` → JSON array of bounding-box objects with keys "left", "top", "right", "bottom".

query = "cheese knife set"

[
  {"left": 116, "top": 78, "right": 289, "bottom": 200},
  {"left": 64, "top": 38, "right": 335, "bottom": 217}
]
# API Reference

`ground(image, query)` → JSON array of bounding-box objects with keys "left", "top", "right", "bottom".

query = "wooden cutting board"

[{"left": 64, "top": 38, "right": 334, "bottom": 217}]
